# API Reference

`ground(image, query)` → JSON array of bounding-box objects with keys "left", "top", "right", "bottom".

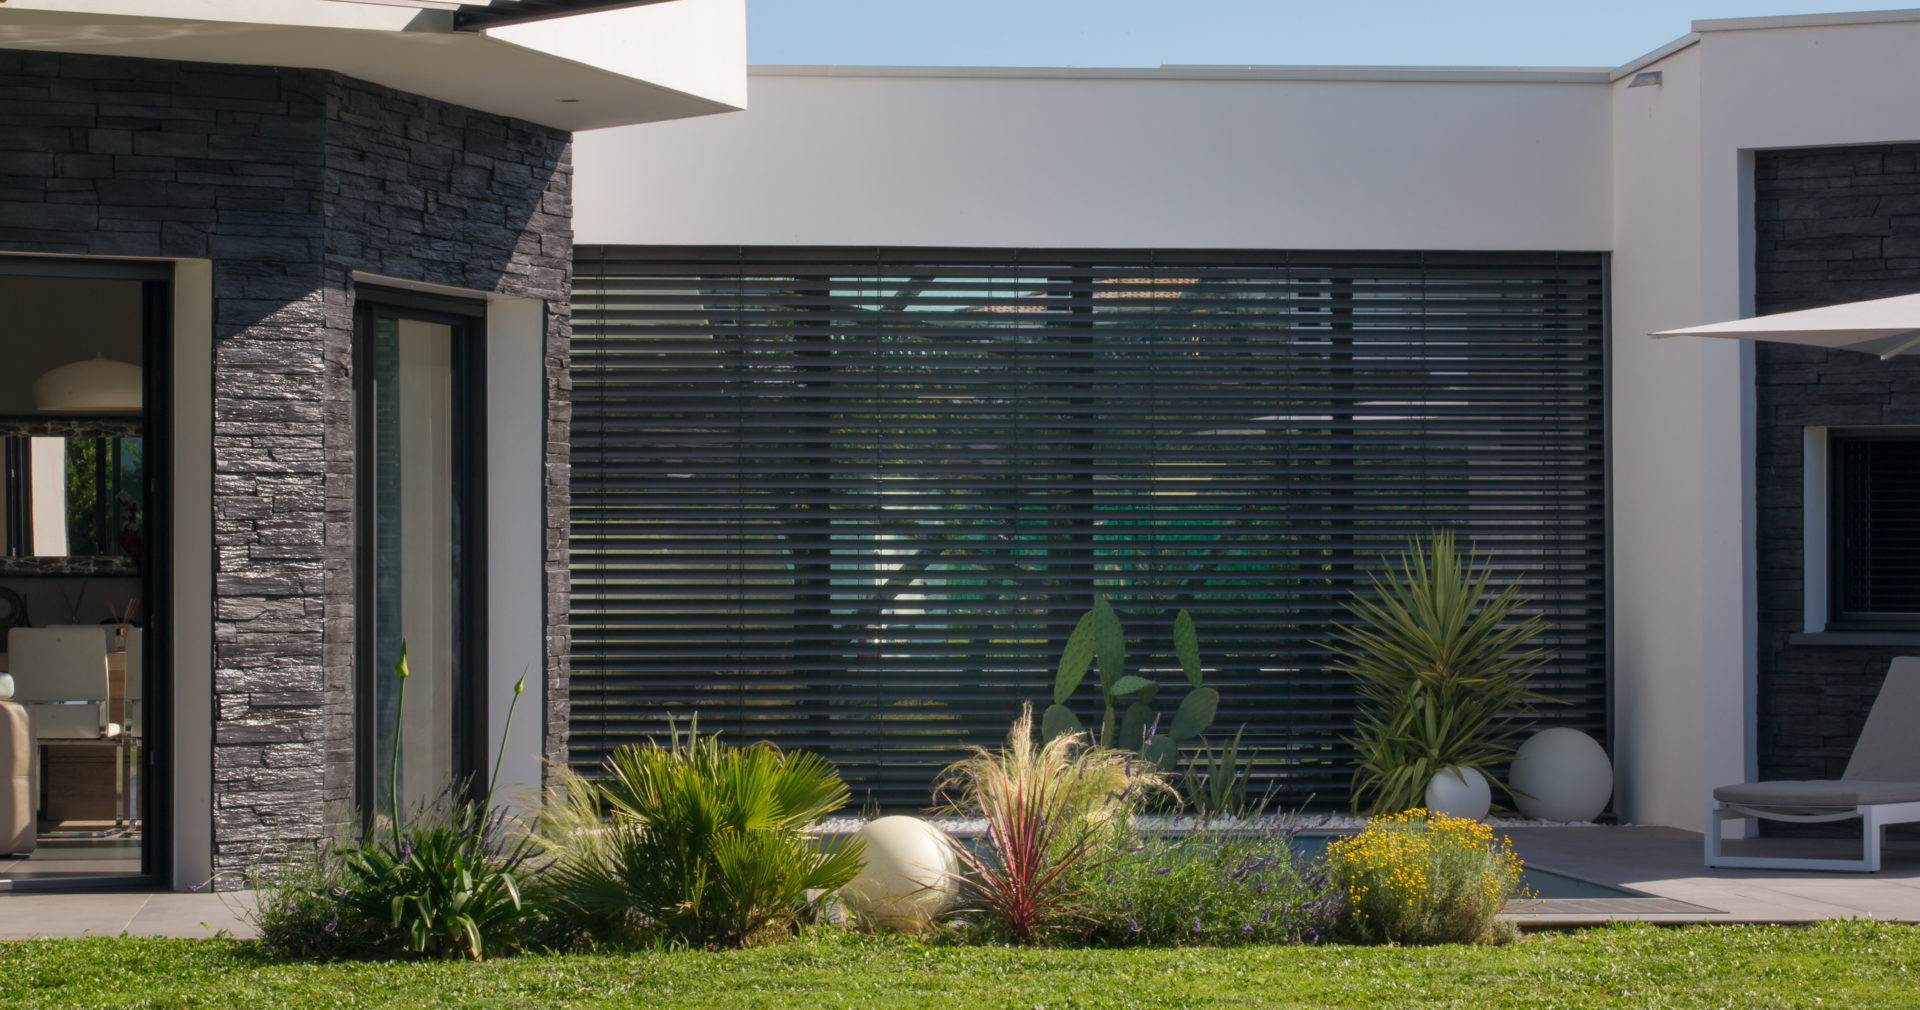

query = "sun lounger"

[{"left": 1705, "top": 657, "right": 1920, "bottom": 872}]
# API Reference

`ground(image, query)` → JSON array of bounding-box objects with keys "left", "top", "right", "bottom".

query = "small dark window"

[{"left": 1832, "top": 432, "right": 1920, "bottom": 626}]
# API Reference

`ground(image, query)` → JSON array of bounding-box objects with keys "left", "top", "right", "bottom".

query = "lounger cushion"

[{"left": 1714, "top": 780, "right": 1920, "bottom": 808}]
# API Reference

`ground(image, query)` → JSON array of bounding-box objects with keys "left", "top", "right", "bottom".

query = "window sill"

[{"left": 1788, "top": 631, "right": 1920, "bottom": 646}]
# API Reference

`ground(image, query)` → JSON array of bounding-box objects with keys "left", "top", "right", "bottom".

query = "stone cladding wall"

[
  {"left": 1754, "top": 143, "right": 1920, "bottom": 812},
  {"left": 0, "top": 49, "right": 572, "bottom": 875}
]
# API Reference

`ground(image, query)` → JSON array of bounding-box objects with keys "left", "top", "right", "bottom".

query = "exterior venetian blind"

[
  {"left": 1836, "top": 435, "right": 1920, "bottom": 617},
  {"left": 569, "top": 247, "right": 1609, "bottom": 812}
]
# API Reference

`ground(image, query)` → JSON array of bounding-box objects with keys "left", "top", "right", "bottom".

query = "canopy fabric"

[{"left": 1652, "top": 291, "right": 1920, "bottom": 359}]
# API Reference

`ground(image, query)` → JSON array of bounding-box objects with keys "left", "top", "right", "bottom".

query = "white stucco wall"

[
  {"left": 1607, "top": 14, "right": 1920, "bottom": 831},
  {"left": 576, "top": 67, "right": 1614, "bottom": 250}
]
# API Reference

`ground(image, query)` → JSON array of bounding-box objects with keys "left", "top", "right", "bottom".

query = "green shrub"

[
  {"left": 1323, "top": 808, "right": 1527, "bottom": 945},
  {"left": 1077, "top": 824, "right": 1338, "bottom": 947},
  {"left": 250, "top": 645, "right": 541, "bottom": 961},
  {"left": 251, "top": 836, "right": 386, "bottom": 961},
  {"left": 536, "top": 716, "right": 866, "bottom": 950}
]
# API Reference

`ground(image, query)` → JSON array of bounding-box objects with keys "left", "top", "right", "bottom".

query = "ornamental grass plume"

[
  {"left": 1323, "top": 808, "right": 1530, "bottom": 945},
  {"left": 933, "top": 703, "right": 1173, "bottom": 943}
]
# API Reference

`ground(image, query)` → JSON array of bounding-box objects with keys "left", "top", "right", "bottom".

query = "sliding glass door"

[{"left": 355, "top": 295, "right": 486, "bottom": 818}]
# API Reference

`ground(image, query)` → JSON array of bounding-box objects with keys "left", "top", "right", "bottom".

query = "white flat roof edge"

[
  {"left": 1693, "top": 7, "right": 1920, "bottom": 33},
  {"left": 1609, "top": 33, "right": 1702, "bottom": 81},
  {"left": 750, "top": 64, "right": 1613, "bottom": 84}
]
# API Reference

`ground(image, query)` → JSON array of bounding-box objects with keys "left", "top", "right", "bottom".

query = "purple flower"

[
  {"left": 323, "top": 921, "right": 337, "bottom": 934},
  {"left": 1192, "top": 916, "right": 1203, "bottom": 933},
  {"left": 1153, "top": 866, "right": 1172, "bottom": 876}
]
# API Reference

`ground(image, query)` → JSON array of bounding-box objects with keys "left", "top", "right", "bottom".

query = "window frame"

[{"left": 352, "top": 288, "right": 491, "bottom": 822}]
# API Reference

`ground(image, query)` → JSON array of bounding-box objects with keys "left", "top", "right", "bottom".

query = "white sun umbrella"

[{"left": 1652, "top": 291, "right": 1920, "bottom": 359}]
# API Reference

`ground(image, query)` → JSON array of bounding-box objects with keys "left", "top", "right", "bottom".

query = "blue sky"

[{"left": 747, "top": 1, "right": 1881, "bottom": 68}]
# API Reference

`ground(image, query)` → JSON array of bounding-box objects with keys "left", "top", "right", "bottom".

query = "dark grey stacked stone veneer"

[
  {"left": 1754, "top": 142, "right": 1920, "bottom": 833},
  {"left": 0, "top": 49, "right": 573, "bottom": 875}
]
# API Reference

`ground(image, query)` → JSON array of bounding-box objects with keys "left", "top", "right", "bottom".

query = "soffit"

[{"left": 0, "top": 0, "right": 743, "bottom": 131}]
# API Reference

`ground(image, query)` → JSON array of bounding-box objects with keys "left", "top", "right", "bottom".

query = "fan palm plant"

[
  {"left": 1321, "top": 531, "right": 1556, "bottom": 815},
  {"left": 535, "top": 716, "right": 866, "bottom": 949}
]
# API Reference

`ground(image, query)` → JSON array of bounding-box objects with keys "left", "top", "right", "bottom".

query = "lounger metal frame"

[{"left": 1705, "top": 798, "right": 1920, "bottom": 872}]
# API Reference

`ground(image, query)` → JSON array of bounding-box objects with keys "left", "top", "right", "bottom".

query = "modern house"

[
  {"left": 2, "top": 3, "right": 1918, "bottom": 894},
  {"left": 562, "top": 9, "right": 1920, "bottom": 840},
  {"left": 0, "top": 0, "right": 745, "bottom": 890}
]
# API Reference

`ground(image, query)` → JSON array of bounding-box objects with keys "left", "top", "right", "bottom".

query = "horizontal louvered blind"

[
  {"left": 1837, "top": 435, "right": 1920, "bottom": 615},
  {"left": 570, "top": 247, "right": 1608, "bottom": 811}
]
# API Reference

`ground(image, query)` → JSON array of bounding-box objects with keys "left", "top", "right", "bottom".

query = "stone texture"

[
  {"left": 0, "top": 49, "right": 572, "bottom": 877},
  {"left": 1754, "top": 143, "right": 1920, "bottom": 838}
]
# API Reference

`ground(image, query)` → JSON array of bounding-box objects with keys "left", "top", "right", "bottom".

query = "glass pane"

[{"left": 371, "top": 316, "right": 460, "bottom": 816}]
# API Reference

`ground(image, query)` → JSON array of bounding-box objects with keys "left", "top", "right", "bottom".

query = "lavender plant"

[{"left": 1076, "top": 822, "right": 1339, "bottom": 947}]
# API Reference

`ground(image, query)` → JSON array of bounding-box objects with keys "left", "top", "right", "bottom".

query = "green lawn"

[{"left": 2, "top": 922, "right": 1917, "bottom": 1009}]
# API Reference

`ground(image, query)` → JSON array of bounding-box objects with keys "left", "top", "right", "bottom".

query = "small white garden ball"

[
  {"left": 838, "top": 816, "right": 959, "bottom": 931},
  {"left": 1425, "top": 766, "right": 1492, "bottom": 820},
  {"left": 1509, "top": 727, "right": 1613, "bottom": 822}
]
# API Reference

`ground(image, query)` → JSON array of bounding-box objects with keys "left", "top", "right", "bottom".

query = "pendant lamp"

[{"left": 33, "top": 354, "right": 142, "bottom": 412}]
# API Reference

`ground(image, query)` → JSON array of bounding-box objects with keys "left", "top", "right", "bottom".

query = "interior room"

[{"left": 0, "top": 272, "right": 151, "bottom": 884}]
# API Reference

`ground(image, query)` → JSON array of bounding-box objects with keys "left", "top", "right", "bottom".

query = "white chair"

[
  {"left": 8, "top": 627, "right": 120, "bottom": 828},
  {"left": 1706, "top": 656, "right": 1920, "bottom": 872}
]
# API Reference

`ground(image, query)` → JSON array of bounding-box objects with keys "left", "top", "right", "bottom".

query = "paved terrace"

[
  {"left": 1501, "top": 826, "right": 1920, "bottom": 927},
  {"left": 1, "top": 827, "right": 1918, "bottom": 939}
]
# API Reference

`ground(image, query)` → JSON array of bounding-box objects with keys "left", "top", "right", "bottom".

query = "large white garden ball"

[
  {"left": 1509, "top": 727, "right": 1613, "bottom": 822},
  {"left": 1425, "top": 766, "right": 1492, "bottom": 820},
  {"left": 838, "top": 816, "right": 959, "bottom": 931}
]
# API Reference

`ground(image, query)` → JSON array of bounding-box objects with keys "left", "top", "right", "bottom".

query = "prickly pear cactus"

[{"left": 1043, "top": 597, "right": 1218, "bottom": 770}]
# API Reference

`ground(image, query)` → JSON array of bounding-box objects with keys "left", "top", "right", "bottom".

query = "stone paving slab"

[
  {"left": 0, "top": 891, "right": 255, "bottom": 940},
  {"left": 1497, "top": 826, "right": 1920, "bottom": 927}
]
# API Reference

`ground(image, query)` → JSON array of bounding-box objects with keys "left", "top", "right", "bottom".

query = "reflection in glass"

[
  {"left": 370, "top": 317, "right": 461, "bottom": 815},
  {"left": 5, "top": 434, "right": 144, "bottom": 560}
]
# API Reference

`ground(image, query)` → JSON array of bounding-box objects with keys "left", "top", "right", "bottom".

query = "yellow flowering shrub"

[{"left": 1322, "top": 809, "right": 1530, "bottom": 945}]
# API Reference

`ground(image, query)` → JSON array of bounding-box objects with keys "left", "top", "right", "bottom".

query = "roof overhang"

[{"left": 0, "top": 0, "right": 745, "bottom": 131}]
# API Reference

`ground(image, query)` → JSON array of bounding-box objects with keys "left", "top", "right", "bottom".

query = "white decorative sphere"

[
  {"left": 838, "top": 816, "right": 959, "bottom": 931},
  {"left": 1425, "top": 766, "right": 1491, "bottom": 820},
  {"left": 1509, "top": 728, "right": 1613, "bottom": 822},
  {"left": 0, "top": 674, "right": 11, "bottom": 701}
]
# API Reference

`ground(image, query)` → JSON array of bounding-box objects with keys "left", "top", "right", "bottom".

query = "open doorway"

[{"left": 0, "top": 260, "right": 168, "bottom": 887}]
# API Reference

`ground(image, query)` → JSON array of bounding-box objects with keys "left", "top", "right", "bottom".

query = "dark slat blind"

[
  {"left": 569, "top": 247, "right": 1608, "bottom": 811},
  {"left": 1838, "top": 436, "right": 1920, "bottom": 615}
]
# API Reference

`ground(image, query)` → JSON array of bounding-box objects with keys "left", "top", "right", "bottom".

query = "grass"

[{"left": 3, "top": 922, "right": 1919, "bottom": 1008}]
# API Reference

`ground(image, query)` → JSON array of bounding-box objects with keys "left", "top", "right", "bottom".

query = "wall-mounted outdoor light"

[{"left": 1628, "top": 71, "right": 1663, "bottom": 88}]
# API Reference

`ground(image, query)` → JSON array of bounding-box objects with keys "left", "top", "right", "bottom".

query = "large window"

[{"left": 569, "top": 248, "right": 1608, "bottom": 811}]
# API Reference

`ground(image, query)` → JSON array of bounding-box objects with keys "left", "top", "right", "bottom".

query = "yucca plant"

[
  {"left": 934, "top": 704, "right": 1171, "bottom": 943},
  {"left": 535, "top": 716, "right": 866, "bottom": 949},
  {"left": 1320, "top": 531, "right": 1556, "bottom": 815}
]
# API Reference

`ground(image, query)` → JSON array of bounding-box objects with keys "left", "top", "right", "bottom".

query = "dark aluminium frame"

[
  {"left": 351, "top": 288, "right": 490, "bottom": 823},
  {"left": 0, "top": 255, "right": 171, "bottom": 892}
]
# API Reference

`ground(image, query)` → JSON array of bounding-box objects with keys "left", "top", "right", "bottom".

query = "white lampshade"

[{"left": 33, "top": 354, "right": 142, "bottom": 412}]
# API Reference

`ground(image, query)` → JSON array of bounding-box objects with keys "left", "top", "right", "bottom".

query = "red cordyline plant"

[{"left": 934, "top": 703, "right": 1170, "bottom": 943}]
